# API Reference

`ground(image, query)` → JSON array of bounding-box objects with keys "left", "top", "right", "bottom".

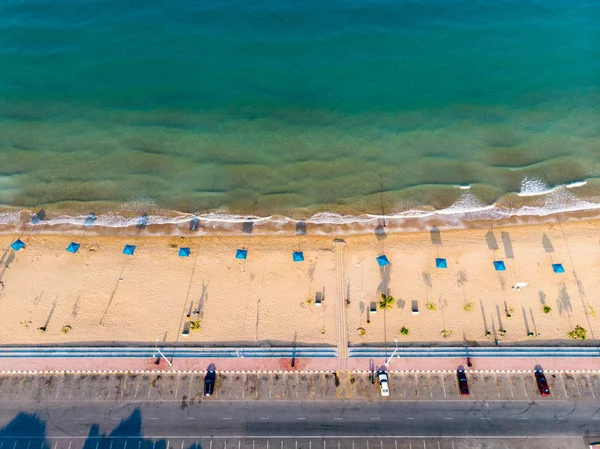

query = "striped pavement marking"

[{"left": 1, "top": 369, "right": 599, "bottom": 374}]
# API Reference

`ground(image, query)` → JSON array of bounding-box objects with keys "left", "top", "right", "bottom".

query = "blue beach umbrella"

[
  {"left": 493, "top": 260, "right": 506, "bottom": 271},
  {"left": 552, "top": 263, "right": 565, "bottom": 273},
  {"left": 123, "top": 244, "right": 136, "bottom": 256},
  {"left": 435, "top": 258, "right": 447, "bottom": 269},
  {"left": 293, "top": 251, "right": 304, "bottom": 262},
  {"left": 376, "top": 255, "right": 390, "bottom": 267},
  {"left": 236, "top": 249, "right": 248, "bottom": 260},
  {"left": 66, "top": 242, "right": 80, "bottom": 254},
  {"left": 10, "top": 239, "right": 25, "bottom": 251},
  {"left": 179, "top": 247, "right": 191, "bottom": 257}
]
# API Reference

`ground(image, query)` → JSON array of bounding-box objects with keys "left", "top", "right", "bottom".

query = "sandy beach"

[{"left": 0, "top": 217, "right": 599, "bottom": 347}]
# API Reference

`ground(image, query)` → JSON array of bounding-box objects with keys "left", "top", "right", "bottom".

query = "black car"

[
  {"left": 204, "top": 369, "right": 216, "bottom": 396},
  {"left": 457, "top": 367, "right": 469, "bottom": 396},
  {"left": 534, "top": 368, "right": 550, "bottom": 396}
]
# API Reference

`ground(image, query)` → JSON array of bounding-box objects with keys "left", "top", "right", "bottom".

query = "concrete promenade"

[{"left": 1, "top": 354, "right": 600, "bottom": 373}]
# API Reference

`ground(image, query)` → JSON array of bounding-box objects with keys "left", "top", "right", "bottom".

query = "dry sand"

[{"left": 0, "top": 218, "right": 599, "bottom": 347}]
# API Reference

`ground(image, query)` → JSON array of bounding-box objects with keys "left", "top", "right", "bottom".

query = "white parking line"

[
  {"left": 571, "top": 374, "right": 582, "bottom": 397},
  {"left": 493, "top": 372, "right": 500, "bottom": 398},
  {"left": 507, "top": 375, "right": 514, "bottom": 398},
  {"left": 521, "top": 377, "right": 528, "bottom": 398},
  {"left": 585, "top": 374, "right": 596, "bottom": 398},
  {"left": 440, "top": 374, "right": 446, "bottom": 398},
  {"left": 560, "top": 374, "right": 569, "bottom": 398}
]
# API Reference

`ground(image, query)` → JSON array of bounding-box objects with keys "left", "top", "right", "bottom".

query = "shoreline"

[{"left": 2, "top": 202, "right": 600, "bottom": 239}]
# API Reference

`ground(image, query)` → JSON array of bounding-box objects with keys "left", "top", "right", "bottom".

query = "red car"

[
  {"left": 457, "top": 367, "right": 469, "bottom": 396},
  {"left": 535, "top": 369, "right": 550, "bottom": 396}
]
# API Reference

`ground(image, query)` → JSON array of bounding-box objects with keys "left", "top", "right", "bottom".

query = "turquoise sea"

[{"left": 1, "top": 0, "right": 600, "bottom": 223}]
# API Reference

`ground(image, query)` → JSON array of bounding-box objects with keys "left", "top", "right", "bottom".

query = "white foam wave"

[
  {"left": 198, "top": 211, "right": 272, "bottom": 224},
  {"left": 519, "top": 177, "right": 589, "bottom": 196},
  {"left": 0, "top": 212, "right": 21, "bottom": 225},
  {"left": 1, "top": 178, "right": 599, "bottom": 233},
  {"left": 514, "top": 188, "right": 600, "bottom": 217},
  {"left": 518, "top": 177, "right": 559, "bottom": 197},
  {"left": 307, "top": 212, "right": 375, "bottom": 224}
]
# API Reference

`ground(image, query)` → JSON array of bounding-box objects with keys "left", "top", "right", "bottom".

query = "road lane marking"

[
  {"left": 517, "top": 418, "right": 527, "bottom": 420},
  {"left": 443, "top": 418, "right": 453, "bottom": 420},
  {"left": 223, "top": 418, "right": 232, "bottom": 420},
  {"left": 260, "top": 418, "right": 270, "bottom": 420},
  {"left": 296, "top": 417, "right": 306, "bottom": 420},
  {"left": 406, "top": 417, "right": 414, "bottom": 420},
  {"left": 186, "top": 418, "right": 195, "bottom": 420},
  {"left": 334, "top": 418, "right": 343, "bottom": 420},
  {"left": 149, "top": 417, "right": 158, "bottom": 420},
  {"left": 370, "top": 418, "right": 379, "bottom": 420},
  {"left": 480, "top": 417, "right": 490, "bottom": 420}
]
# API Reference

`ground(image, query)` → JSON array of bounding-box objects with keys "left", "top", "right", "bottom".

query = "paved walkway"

[
  {"left": 334, "top": 239, "right": 348, "bottom": 366},
  {"left": 2, "top": 356, "right": 600, "bottom": 373}
]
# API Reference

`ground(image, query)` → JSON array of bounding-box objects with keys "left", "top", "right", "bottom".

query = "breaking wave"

[{"left": 1, "top": 178, "right": 599, "bottom": 235}]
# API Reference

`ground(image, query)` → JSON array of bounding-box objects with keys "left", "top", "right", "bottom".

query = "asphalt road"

[{"left": 1, "top": 400, "right": 600, "bottom": 439}]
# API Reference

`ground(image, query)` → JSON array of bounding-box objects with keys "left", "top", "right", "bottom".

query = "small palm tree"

[{"left": 378, "top": 293, "right": 395, "bottom": 310}]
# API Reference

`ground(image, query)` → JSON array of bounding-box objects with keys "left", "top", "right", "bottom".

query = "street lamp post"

[
  {"left": 384, "top": 337, "right": 399, "bottom": 367},
  {"left": 154, "top": 338, "right": 173, "bottom": 367}
]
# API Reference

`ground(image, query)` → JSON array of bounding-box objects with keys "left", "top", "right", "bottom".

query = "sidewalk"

[{"left": 2, "top": 356, "right": 600, "bottom": 373}]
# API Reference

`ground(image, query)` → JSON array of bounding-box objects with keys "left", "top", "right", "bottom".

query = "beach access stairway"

[{"left": 0, "top": 346, "right": 599, "bottom": 359}]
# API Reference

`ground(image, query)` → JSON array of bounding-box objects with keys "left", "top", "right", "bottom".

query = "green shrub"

[
  {"left": 61, "top": 325, "right": 71, "bottom": 334},
  {"left": 543, "top": 305, "right": 552, "bottom": 314},
  {"left": 568, "top": 325, "right": 586, "bottom": 340},
  {"left": 399, "top": 326, "right": 409, "bottom": 336},
  {"left": 378, "top": 294, "right": 395, "bottom": 310},
  {"left": 190, "top": 321, "right": 201, "bottom": 331},
  {"left": 463, "top": 302, "right": 473, "bottom": 312},
  {"left": 426, "top": 302, "right": 437, "bottom": 311},
  {"left": 441, "top": 329, "right": 453, "bottom": 338}
]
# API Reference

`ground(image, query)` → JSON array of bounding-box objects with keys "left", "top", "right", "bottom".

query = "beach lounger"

[
  {"left": 181, "top": 322, "right": 190, "bottom": 336},
  {"left": 315, "top": 292, "right": 322, "bottom": 306},
  {"left": 412, "top": 300, "right": 419, "bottom": 314}
]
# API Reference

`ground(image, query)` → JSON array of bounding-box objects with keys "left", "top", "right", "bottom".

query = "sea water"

[{"left": 1, "top": 0, "right": 599, "bottom": 227}]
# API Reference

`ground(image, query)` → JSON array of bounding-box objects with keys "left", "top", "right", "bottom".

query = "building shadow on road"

[{"left": 0, "top": 409, "right": 173, "bottom": 449}]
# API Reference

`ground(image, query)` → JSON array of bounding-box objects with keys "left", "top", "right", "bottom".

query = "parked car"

[
  {"left": 377, "top": 371, "right": 390, "bottom": 397},
  {"left": 456, "top": 367, "right": 469, "bottom": 396},
  {"left": 204, "top": 368, "right": 216, "bottom": 396},
  {"left": 534, "top": 368, "right": 550, "bottom": 396}
]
